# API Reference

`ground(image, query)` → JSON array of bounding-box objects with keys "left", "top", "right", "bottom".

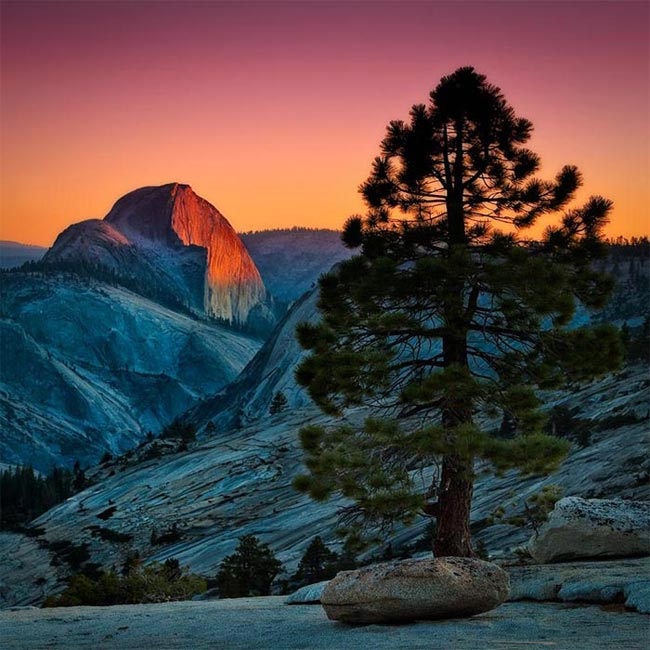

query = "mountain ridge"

[{"left": 44, "top": 183, "right": 268, "bottom": 328}]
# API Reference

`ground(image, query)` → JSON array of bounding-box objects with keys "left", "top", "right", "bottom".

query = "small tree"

[
  {"left": 294, "top": 67, "right": 621, "bottom": 557},
  {"left": 121, "top": 551, "right": 142, "bottom": 576},
  {"left": 269, "top": 391, "right": 288, "bottom": 415},
  {"left": 72, "top": 468, "right": 88, "bottom": 493},
  {"left": 216, "top": 535, "right": 283, "bottom": 598},
  {"left": 293, "top": 536, "right": 339, "bottom": 585}
]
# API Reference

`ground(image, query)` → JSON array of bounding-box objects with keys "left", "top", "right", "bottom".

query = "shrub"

[
  {"left": 143, "top": 442, "right": 163, "bottom": 460},
  {"left": 43, "top": 561, "right": 206, "bottom": 607},
  {"left": 96, "top": 506, "right": 117, "bottom": 520},
  {"left": 86, "top": 525, "right": 133, "bottom": 543},
  {"left": 216, "top": 535, "right": 283, "bottom": 598},
  {"left": 490, "top": 485, "right": 563, "bottom": 536},
  {"left": 47, "top": 540, "right": 91, "bottom": 571},
  {"left": 545, "top": 405, "right": 593, "bottom": 447}
]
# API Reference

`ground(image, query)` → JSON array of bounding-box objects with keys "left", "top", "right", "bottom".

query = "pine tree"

[
  {"left": 269, "top": 391, "right": 288, "bottom": 415},
  {"left": 216, "top": 535, "right": 283, "bottom": 597},
  {"left": 293, "top": 536, "right": 339, "bottom": 585},
  {"left": 294, "top": 67, "right": 621, "bottom": 557}
]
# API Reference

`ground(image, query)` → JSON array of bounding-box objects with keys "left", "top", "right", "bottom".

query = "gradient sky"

[{"left": 1, "top": 0, "right": 648, "bottom": 246}]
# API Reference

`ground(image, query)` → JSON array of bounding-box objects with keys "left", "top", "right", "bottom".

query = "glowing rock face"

[
  {"left": 47, "top": 183, "right": 266, "bottom": 326},
  {"left": 168, "top": 184, "right": 266, "bottom": 325}
]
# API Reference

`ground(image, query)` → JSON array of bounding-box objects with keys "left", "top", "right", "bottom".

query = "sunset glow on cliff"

[{"left": 1, "top": 1, "right": 648, "bottom": 246}]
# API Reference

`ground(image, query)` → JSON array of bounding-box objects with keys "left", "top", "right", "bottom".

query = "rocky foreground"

[
  {"left": 1, "top": 597, "right": 648, "bottom": 650},
  {"left": 2, "top": 558, "right": 648, "bottom": 649}
]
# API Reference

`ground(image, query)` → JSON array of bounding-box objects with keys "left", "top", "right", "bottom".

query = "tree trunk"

[
  {"left": 435, "top": 130, "right": 474, "bottom": 557},
  {"left": 434, "top": 454, "right": 475, "bottom": 557}
]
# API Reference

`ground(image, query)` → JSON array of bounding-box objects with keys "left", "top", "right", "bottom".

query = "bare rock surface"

[
  {"left": 284, "top": 580, "right": 329, "bottom": 604},
  {"left": 321, "top": 557, "right": 510, "bottom": 623},
  {"left": 0, "top": 598, "right": 647, "bottom": 650},
  {"left": 529, "top": 497, "right": 650, "bottom": 563},
  {"left": 508, "top": 557, "right": 650, "bottom": 614},
  {"left": 0, "top": 534, "right": 59, "bottom": 607}
]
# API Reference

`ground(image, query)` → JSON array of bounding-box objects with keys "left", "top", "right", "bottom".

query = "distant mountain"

[
  {"left": 0, "top": 183, "right": 282, "bottom": 470},
  {"left": 0, "top": 241, "right": 46, "bottom": 269},
  {"left": 240, "top": 228, "right": 353, "bottom": 302},
  {"left": 43, "top": 183, "right": 273, "bottom": 331}
]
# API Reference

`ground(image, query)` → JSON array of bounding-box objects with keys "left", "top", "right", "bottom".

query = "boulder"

[
  {"left": 285, "top": 581, "right": 329, "bottom": 604},
  {"left": 528, "top": 497, "right": 650, "bottom": 564},
  {"left": 321, "top": 557, "right": 510, "bottom": 624}
]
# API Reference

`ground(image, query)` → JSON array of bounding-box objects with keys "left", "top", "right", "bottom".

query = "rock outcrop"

[
  {"left": 508, "top": 556, "right": 650, "bottom": 614},
  {"left": 321, "top": 557, "right": 510, "bottom": 624},
  {"left": 528, "top": 497, "right": 650, "bottom": 563},
  {"left": 44, "top": 183, "right": 269, "bottom": 328}
]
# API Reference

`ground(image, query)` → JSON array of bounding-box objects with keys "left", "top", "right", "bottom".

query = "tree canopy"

[{"left": 294, "top": 67, "right": 621, "bottom": 556}]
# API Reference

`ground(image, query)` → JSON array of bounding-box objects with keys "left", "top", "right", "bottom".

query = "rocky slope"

[
  {"left": 44, "top": 183, "right": 270, "bottom": 329},
  {"left": 0, "top": 273, "right": 261, "bottom": 471},
  {"left": 1, "top": 355, "right": 646, "bottom": 608},
  {"left": 0, "top": 184, "right": 282, "bottom": 470},
  {"left": 187, "top": 287, "right": 319, "bottom": 431}
]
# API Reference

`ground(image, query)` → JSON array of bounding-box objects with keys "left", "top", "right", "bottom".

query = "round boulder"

[
  {"left": 528, "top": 497, "right": 650, "bottom": 564},
  {"left": 321, "top": 556, "right": 510, "bottom": 624}
]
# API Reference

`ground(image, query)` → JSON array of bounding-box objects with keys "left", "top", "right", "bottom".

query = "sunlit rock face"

[{"left": 45, "top": 183, "right": 267, "bottom": 327}]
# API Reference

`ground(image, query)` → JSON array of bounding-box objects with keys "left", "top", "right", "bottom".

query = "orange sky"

[{"left": 1, "top": 1, "right": 648, "bottom": 247}]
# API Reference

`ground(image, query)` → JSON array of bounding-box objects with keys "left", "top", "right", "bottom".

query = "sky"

[{"left": 1, "top": 0, "right": 648, "bottom": 246}]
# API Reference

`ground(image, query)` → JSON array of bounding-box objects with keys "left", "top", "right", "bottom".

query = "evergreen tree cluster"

[
  {"left": 215, "top": 534, "right": 355, "bottom": 597},
  {"left": 598, "top": 238, "right": 649, "bottom": 323},
  {"left": 291, "top": 536, "right": 340, "bottom": 585},
  {"left": 0, "top": 465, "right": 78, "bottom": 530},
  {"left": 4, "top": 259, "right": 195, "bottom": 318},
  {"left": 620, "top": 318, "right": 650, "bottom": 364},
  {"left": 159, "top": 419, "right": 197, "bottom": 444}
]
